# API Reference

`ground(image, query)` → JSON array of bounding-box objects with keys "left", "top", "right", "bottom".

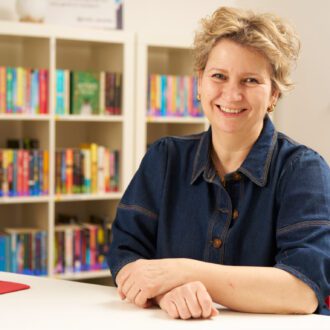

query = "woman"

[{"left": 108, "top": 7, "right": 330, "bottom": 319}]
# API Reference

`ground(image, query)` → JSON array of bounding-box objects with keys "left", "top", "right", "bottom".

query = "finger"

[
  {"left": 166, "top": 300, "right": 179, "bottom": 319},
  {"left": 211, "top": 306, "right": 219, "bottom": 317},
  {"left": 175, "top": 296, "right": 192, "bottom": 320},
  {"left": 134, "top": 289, "right": 149, "bottom": 308},
  {"left": 121, "top": 278, "right": 135, "bottom": 299},
  {"left": 196, "top": 286, "right": 212, "bottom": 318},
  {"left": 126, "top": 286, "right": 142, "bottom": 304},
  {"left": 117, "top": 287, "right": 126, "bottom": 300},
  {"left": 184, "top": 292, "right": 202, "bottom": 319},
  {"left": 116, "top": 267, "right": 131, "bottom": 287}
]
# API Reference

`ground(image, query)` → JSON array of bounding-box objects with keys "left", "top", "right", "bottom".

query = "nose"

[{"left": 221, "top": 80, "right": 243, "bottom": 102}]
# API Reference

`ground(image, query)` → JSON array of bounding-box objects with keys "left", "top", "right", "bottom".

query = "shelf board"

[
  {"left": 0, "top": 21, "right": 131, "bottom": 44},
  {"left": 0, "top": 196, "right": 50, "bottom": 204},
  {"left": 55, "top": 115, "right": 123, "bottom": 122},
  {"left": 0, "top": 114, "right": 50, "bottom": 121},
  {"left": 53, "top": 269, "right": 110, "bottom": 280},
  {"left": 146, "top": 116, "right": 206, "bottom": 124},
  {"left": 54, "top": 192, "right": 122, "bottom": 202}
]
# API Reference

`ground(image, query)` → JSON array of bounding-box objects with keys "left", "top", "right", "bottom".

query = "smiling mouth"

[{"left": 216, "top": 105, "right": 247, "bottom": 114}]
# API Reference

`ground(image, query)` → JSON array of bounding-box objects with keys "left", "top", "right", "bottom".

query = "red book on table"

[{"left": 0, "top": 280, "right": 30, "bottom": 294}]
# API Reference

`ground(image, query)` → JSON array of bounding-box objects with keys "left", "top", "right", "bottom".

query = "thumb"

[
  {"left": 211, "top": 306, "right": 219, "bottom": 317},
  {"left": 117, "top": 287, "right": 126, "bottom": 300}
]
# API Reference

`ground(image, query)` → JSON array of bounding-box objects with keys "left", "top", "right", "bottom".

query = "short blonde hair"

[{"left": 193, "top": 7, "right": 301, "bottom": 95}]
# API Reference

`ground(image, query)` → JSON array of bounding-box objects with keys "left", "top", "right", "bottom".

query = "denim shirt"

[{"left": 108, "top": 116, "right": 330, "bottom": 315}]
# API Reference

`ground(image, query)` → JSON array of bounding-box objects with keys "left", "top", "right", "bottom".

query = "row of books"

[
  {"left": 54, "top": 214, "right": 112, "bottom": 273},
  {"left": 147, "top": 74, "right": 203, "bottom": 117},
  {"left": 55, "top": 144, "right": 120, "bottom": 195},
  {"left": 0, "top": 66, "right": 49, "bottom": 114},
  {"left": 0, "top": 139, "right": 49, "bottom": 197},
  {"left": 0, "top": 228, "right": 47, "bottom": 275},
  {"left": 55, "top": 70, "right": 122, "bottom": 116}
]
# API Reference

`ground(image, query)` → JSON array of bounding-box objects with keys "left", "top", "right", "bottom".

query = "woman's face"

[{"left": 198, "top": 38, "right": 278, "bottom": 137}]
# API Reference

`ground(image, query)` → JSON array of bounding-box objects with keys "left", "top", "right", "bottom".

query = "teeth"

[{"left": 220, "top": 106, "right": 244, "bottom": 114}]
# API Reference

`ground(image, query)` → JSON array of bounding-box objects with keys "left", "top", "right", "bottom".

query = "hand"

[
  {"left": 116, "top": 259, "right": 185, "bottom": 308},
  {"left": 157, "top": 281, "right": 219, "bottom": 320}
]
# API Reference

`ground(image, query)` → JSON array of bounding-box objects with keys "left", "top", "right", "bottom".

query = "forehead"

[{"left": 206, "top": 39, "right": 272, "bottom": 76}]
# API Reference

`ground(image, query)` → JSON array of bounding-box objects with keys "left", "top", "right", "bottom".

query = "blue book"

[
  {"left": 31, "top": 69, "right": 39, "bottom": 114},
  {"left": 0, "top": 234, "right": 8, "bottom": 271},
  {"left": 56, "top": 70, "right": 65, "bottom": 115},
  {"left": 160, "top": 75, "right": 167, "bottom": 116}
]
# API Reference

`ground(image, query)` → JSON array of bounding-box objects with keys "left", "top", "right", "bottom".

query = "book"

[
  {"left": 147, "top": 74, "right": 203, "bottom": 117},
  {"left": 70, "top": 71, "right": 100, "bottom": 115}
]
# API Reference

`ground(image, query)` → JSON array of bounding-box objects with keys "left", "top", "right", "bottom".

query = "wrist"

[{"left": 177, "top": 258, "right": 196, "bottom": 284}]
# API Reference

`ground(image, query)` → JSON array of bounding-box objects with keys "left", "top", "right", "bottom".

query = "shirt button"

[
  {"left": 232, "top": 209, "right": 239, "bottom": 220},
  {"left": 232, "top": 172, "right": 242, "bottom": 181},
  {"left": 212, "top": 238, "right": 223, "bottom": 249}
]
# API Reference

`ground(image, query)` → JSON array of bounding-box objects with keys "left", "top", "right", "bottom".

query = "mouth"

[{"left": 216, "top": 105, "right": 247, "bottom": 115}]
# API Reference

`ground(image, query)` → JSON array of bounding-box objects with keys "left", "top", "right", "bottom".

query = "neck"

[{"left": 211, "top": 122, "right": 263, "bottom": 176}]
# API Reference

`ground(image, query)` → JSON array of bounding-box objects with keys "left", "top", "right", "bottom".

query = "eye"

[
  {"left": 244, "top": 77, "right": 259, "bottom": 84},
  {"left": 211, "top": 73, "right": 226, "bottom": 80}
]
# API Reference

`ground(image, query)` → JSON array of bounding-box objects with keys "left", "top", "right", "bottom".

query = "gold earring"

[
  {"left": 197, "top": 93, "right": 201, "bottom": 101},
  {"left": 267, "top": 103, "right": 276, "bottom": 113}
]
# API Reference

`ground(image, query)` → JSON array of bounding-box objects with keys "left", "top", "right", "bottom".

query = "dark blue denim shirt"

[{"left": 108, "top": 116, "right": 330, "bottom": 315}]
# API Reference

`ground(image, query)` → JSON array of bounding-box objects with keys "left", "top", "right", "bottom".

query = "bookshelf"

[
  {"left": 135, "top": 35, "right": 209, "bottom": 169},
  {"left": 0, "top": 21, "right": 134, "bottom": 279}
]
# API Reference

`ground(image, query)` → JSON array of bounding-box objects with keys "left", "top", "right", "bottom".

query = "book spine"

[
  {"left": 25, "top": 68, "right": 32, "bottom": 113},
  {"left": 6, "top": 67, "right": 13, "bottom": 113},
  {"left": 65, "top": 227, "right": 73, "bottom": 273},
  {"left": 23, "top": 150, "right": 29, "bottom": 196},
  {"left": 0, "top": 66, "right": 6, "bottom": 113},
  {"left": 114, "top": 72, "right": 122, "bottom": 114},
  {"left": 15, "top": 67, "right": 24, "bottom": 113},
  {"left": 0, "top": 150, "right": 3, "bottom": 197},
  {"left": 97, "top": 146, "right": 105, "bottom": 193},
  {"left": 90, "top": 144, "right": 98, "bottom": 193},
  {"left": 7, "top": 150, "right": 14, "bottom": 196},
  {"left": 55, "top": 150, "right": 62, "bottom": 194},
  {"left": 82, "top": 149, "right": 91, "bottom": 193},
  {"left": 65, "top": 148, "right": 73, "bottom": 194},
  {"left": 74, "top": 228, "right": 81, "bottom": 272},
  {"left": 99, "top": 71, "right": 105, "bottom": 115},
  {"left": 39, "top": 69, "right": 48, "bottom": 114},
  {"left": 31, "top": 69, "right": 39, "bottom": 114},
  {"left": 55, "top": 69, "right": 65, "bottom": 115},
  {"left": 43, "top": 150, "right": 49, "bottom": 195}
]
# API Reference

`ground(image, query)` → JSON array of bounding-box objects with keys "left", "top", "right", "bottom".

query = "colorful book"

[{"left": 70, "top": 71, "right": 100, "bottom": 115}]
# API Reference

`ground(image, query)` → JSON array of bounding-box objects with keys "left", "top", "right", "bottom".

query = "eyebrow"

[{"left": 207, "top": 67, "right": 265, "bottom": 77}]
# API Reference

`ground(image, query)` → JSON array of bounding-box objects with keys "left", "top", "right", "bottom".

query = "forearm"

[{"left": 181, "top": 259, "right": 318, "bottom": 314}]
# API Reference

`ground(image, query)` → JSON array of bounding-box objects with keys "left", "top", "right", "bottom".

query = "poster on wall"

[{"left": 45, "top": 0, "right": 123, "bottom": 30}]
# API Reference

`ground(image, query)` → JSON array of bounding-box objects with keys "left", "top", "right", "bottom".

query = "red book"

[
  {"left": 0, "top": 280, "right": 30, "bottom": 294},
  {"left": 39, "top": 69, "right": 48, "bottom": 114}
]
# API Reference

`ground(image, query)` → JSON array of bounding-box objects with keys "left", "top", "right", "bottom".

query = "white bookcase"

[
  {"left": 0, "top": 21, "right": 134, "bottom": 280},
  {"left": 135, "top": 35, "right": 209, "bottom": 170}
]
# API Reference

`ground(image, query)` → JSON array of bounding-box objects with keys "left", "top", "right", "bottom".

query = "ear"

[{"left": 270, "top": 88, "right": 280, "bottom": 106}]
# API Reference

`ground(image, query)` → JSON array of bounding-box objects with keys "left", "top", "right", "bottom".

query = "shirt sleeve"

[
  {"left": 274, "top": 148, "right": 330, "bottom": 315},
  {"left": 107, "top": 139, "right": 168, "bottom": 284}
]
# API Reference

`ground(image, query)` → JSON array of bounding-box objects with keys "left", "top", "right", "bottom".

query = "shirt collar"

[{"left": 191, "top": 115, "right": 278, "bottom": 187}]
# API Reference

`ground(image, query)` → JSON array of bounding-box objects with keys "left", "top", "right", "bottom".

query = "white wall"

[
  {"left": 1, "top": 0, "right": 329, "bottom": 162},
  {"left": 234, "top": 0, "right": 330, "bottom": 163}
]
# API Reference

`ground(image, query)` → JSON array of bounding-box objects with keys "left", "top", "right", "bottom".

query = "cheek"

[{"left": 201, "top": 81, "right": 221, "bottom": 99}]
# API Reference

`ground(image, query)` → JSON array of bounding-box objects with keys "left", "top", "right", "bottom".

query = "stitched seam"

[
  {"left": 261, "top": 130, "right": 278, "bottom": 185},
  {"left": 277, "top": 220, "right": 330, "bottom": 235},
  {"left": 118, "top": 203, "right": 158, "bottom": 220},
  {"left": 275, "top": 263, "right": 322, "bottom": 292},
  {"left": 191, "top": 132, "right": 205, "bottom": 184}
]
